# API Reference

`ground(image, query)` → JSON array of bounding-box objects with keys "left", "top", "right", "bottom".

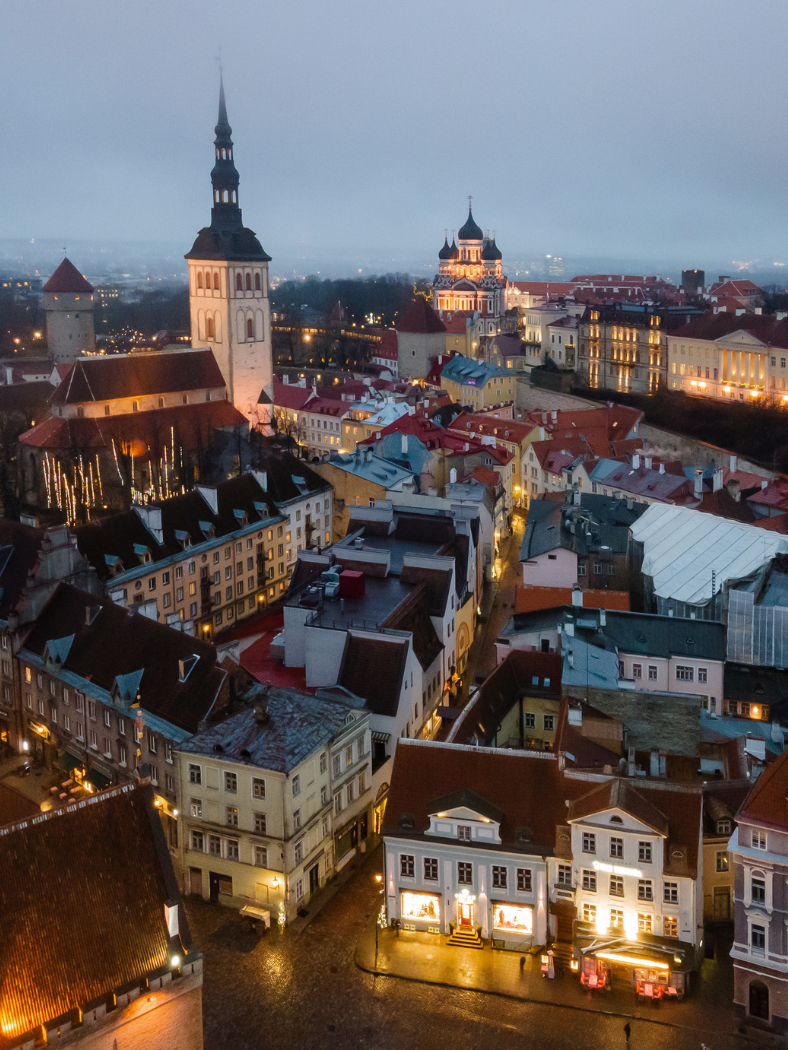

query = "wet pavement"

[{"left": 187, "top": 844, "right": 750, "bottom": 1050}]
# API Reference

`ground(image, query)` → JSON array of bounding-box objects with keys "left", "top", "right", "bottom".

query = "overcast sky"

[{"left": 3, "top": 0, "right": 788, "bottom": 277}]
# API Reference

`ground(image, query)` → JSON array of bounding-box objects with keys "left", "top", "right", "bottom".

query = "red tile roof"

[
  {"left": 447, "top": 412, "right": 537, "bottom": 446},
  {"left": 752, "top": 513, "right": 788, "bottom": 534},
  {"left": 737, "top": 745, "right": 788, "bottom": 830},
  {"left": 42, "top": 257, "right": 94, "bottom": 294},
  {"left": 670, "top": 311, "right": 788, "bottom": 348},
  {"left": 748, "top": 481, "right": 788, "bottom": 511},
  {"left": 469, "top": 465, "right": 501, "bottom": 491},
  {"left": 396, "top": 297, "right": 447, "bottom": 334},
  {"left": 0, "top": 783, "right": 190, "bottom": 1042},
  {"left": 20, "top": 398, "right": 247, "bottom": 452},
  {"left": 0, "top": 782, "right": 39, "bottom": 825},
  {"left": 515, "top": 585, "right": 630, "bottom": 614},
  {"left": 374, "top": 330, "right": 399, "bottom": 359},
  {"left": 240, "top": 630, "right": 310, "bottom": 691},
  {"left": 509, "top": 281, "right": 575, "bottom": 298},
  {"left": 273, "top": 378, "right": 316, "bottom": 410}
]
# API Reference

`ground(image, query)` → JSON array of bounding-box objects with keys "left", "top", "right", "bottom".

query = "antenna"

[
  {"left": 468, "top": 194, "right": 473, "bottom": 211},
  {"left": 215, "top": 45, "right": 223, "bottom": 75}
]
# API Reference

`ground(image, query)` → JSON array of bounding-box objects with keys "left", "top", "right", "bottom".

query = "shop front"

[
  {"left": 400, "top": 891, "right": 441, "bottom": 932},
  {"left": 492, "top": 901, "right": 534, "bottom": 950},
  {"left": 454, "top": 887, "right": 476, "bottom": 930},
  {"left": 574, "top": 931, "right": 693, "bottom": 999}
]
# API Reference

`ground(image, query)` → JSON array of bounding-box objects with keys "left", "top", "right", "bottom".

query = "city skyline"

[{"left": 3, "top": 0, "right": 788, "bottom": 276}]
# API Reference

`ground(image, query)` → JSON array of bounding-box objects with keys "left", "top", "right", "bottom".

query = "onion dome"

[
  {"left": 482, "top": 237, "right": 502, "bottom": 261},
  {"left": 458, "top": 207, "right": 483, "bottom": 241},
  {"left": 438, "top": 236, "right": 453, "bottom": 260},
  {"left": 449, "top": 238, "right": 459, "bottom": 259}
]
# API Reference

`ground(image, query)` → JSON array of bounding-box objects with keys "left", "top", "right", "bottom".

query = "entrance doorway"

[
  {"left": 189, "top": 867, "right": 203, "bottom": 897},
  {"left": 309, "top": 863, "right": 320, "bottom": 896},
  {"left": 713, "top": 887, "right": 731, "bottom": 921},
  {"left": 458, "top": 902, "right": 474, "bottom": 928},
  {"left": 750, "top": 980, "right": 770, "bottom": 1021},
  {"left": 209, "top": 872, "right": 221, "bottom": 903}
]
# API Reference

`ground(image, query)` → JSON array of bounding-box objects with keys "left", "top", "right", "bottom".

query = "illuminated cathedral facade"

[{"left": 433, "top": 203, "right": 507, "bottom": 335}]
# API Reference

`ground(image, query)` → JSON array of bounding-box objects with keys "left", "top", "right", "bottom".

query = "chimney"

[
  {"left": 573, "top": 486, "right": 581, "bottom": 505},
  {"left": 551, "top": 410, "right": 558, "bottom": 422},
  {"left": 694, "top": 469, "right": 704, "bottom": 500},
  {"left": 659, "top": 462, "right": 665, "bottom": 474},
  {"left": 627, "top": 745, "right": 636, "bottom": 777},
  {"left": 450, "top": 467, "right": 457, "bottom": 484},
  {"left": 401, "top": 433, "right": 408, "bottom": 455},
  {"left": 730, "top": 454, "right": 738, "bottom": 474},
  {"left": 283, "top": 374, "right": 289, "bottom": 385},
  {"left": 571, "top": 586, "right": 583, "bottom": 607},
  {"left": 632, "top": 453, "right": 640, "bottom": 469},
  {"left": 762, "top": 479, "right": 768, "bottom": 490},
  {"left": 599, "top": 609, "right": 606, "bottom": 627},
  {"left": 644, "top": 456, "right": 652, "bottom": 470},
  {"left": 719, "top": 275, "right": 730, "bottom": 283},
  {"left": 713, "top": 467, "right": 723, "bottom": 492},
  {"left": 626, "top": 497, "right": 633, "bottom": 511},
  {"left": 727, "top": 478, "right": 741, "bottom": 503},
  {"left": 254, "top": 685, "right": 270, "bottom": 725}
]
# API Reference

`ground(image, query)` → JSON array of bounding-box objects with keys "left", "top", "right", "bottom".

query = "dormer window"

[
  {"left": 178, "top": 655, "right": 199, "bottom": 682},
  {"left": 717, "top": 819, "right": 732, "bottom": 836},
  {"left": 457, "top": 825, "right": 471, "bottom": 842}
]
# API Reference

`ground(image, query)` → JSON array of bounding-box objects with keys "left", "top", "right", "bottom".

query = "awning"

[
  {"left": 59, "top": 752, "right": 83, "bottom": 773},
  {"left": 371, "top": 730, "right": 390, "bottom": 743},
  {"left": 86, "top": 769, "right": 111, "bottom": 791}
]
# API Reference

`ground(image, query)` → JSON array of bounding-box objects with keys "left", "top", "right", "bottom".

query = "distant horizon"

[{"left": 2, "top": 237, "right": 786, "bottom": 291}]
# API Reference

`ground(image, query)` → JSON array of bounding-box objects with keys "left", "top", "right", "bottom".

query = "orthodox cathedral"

[{"left": 432, "top": 203, "right": 507, "bottom": 334}]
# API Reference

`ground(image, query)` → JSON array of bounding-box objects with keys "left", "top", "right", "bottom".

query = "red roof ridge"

[{"left": 43, "top": 257, "right": 94, "bottom": 294}]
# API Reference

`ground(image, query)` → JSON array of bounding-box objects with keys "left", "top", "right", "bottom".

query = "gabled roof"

[
  {"left": 51, "top": 348, "right": 226, "bottom": 405},
  {"left": 515, "top": 585, "right": 630, "bottom": 615},
  {"left": 396, "top": 298, "right": 447, "bottom": 334},
  {"left": 567, "top": 778, "right": 669, "bottom": 835},
  {"left": 447, "top": 412, "right": 536, "bottom": 446},
  {"left": 272, "top": 379, "right": 316, "bottom": 411},
  {"left": 338, "top": 633, "right": 408, "bottom": 716},
  {"left": 736, "top": 745, "right": 788, "bottom": 830},
  {"left": 670, "top": 311, "right": 788, "bottom": 348},
  {"left": 0, "top": 783, "right": 191, "bottom": 1043},
  {"left": 43, "top": 257, "right": 94, "bottom": 294},
  {"left": 430, "top": 787, "right": 504, "bottom": 824},
  {"left": 20, "top": 584, "right": 225, "bottom": 735}
]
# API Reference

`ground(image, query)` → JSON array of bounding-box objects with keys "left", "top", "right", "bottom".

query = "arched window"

[
  {"left": 247, "top": 317, "right": 254, "bottom": 340},
  {"left": 245, "top": 273, "right": 252, "bottom": 291},
  {"left": 197, "top": 272, "right": 203, "bottom": 290},
  {"left": 206, "top": 317, "right": 215, "bottom": 340},
  {"left": 255, "top": 272, "right": 261, "bottom": 291},
  {"left": 223, "top": 190, "right": 228, "bottom": 202},
  {"left": 750, "top": 981, "right": 769, "bottom": 1020},
  {"left": 213, "top": 273, "right": 220, "bottom": 291},
  {"left": 236, "top": 273, "right": 243, "bottom": 292}
]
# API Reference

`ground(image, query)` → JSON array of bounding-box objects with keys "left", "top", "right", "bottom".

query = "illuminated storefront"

[
  {"left": 493, "top": 903, "right": 533, "bottom": 936},
  {"left": 574, "top": 931, "right": 691, "bottom": 998},
  {"left": 401, "top": 892, "right": 441, "bottom": 925}
]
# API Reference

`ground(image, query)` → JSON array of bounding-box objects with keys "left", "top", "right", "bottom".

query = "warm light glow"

[
  {"left": 570, "top": 959, "right": 579, "bottom": 971},
  {"left": 752, "top": 706, "right": 759, "bottom": 718},
  {"left": 596, "top": 951, "right": 670, "bottom": 971},
  {"left": 173, "top": 809, "right": 179, "bottom": 817},
  {"left": 375, "top": 874, "right": 383, "bottom": 883},
  {"left": 595, "top": 910, "right": 608, "bottom": 935},
  {"left": 623, "top": 913, "right": 638, "bottom": 940},
  {"left": 493, "top": 903, "right": 532, "bottom": 934},
  {"left": 202, "top": 624, "right": 210, "bottom": 633},
  {"left": 593, "top": 861, "right": 642, "bottom": 878},
  {"left": 170, "top": 955, "right": 181, "bottom": 967},
  {"left": 402, "top": 891, "right": 440, "bottom": 921}
]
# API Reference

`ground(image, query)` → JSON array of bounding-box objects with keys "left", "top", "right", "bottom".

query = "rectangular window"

[
  {"left": 609, "top": 875, "right": 624, "bottom": 897},
  {"left": 189, "top": 763, "right": 202, "bottom": 785},
  {"left": 89, "top": 729, "right": 98, "bottom": 749},
  {"left": 492, "top": 865, "right": 507, "bottom": 889},
  {"left": 225, "top": 806, "right": 238, "bottom": 827},
  {"left": 556, "top": 864, "right": 572, "bottom": 886},
  {"left": 190, "top": 798, "right": 202, "bottom": 817},
  {"left": 664, "top": 881, "right": 678, "bottom": 904},
  {"left": 676, "top": 665, "right": 694, "bottom": 681},
  {"left": 224, "top": 771, "right": 237, "bottom": 793},
  {"left": 400, "top": 854, "right": 415, "bottom": 878},
  {"left": 638, "top": 913, "right": 653, "bottom": 934},
  {"left": 457, "top": 824, "right": 472, "bottom": 842},
  {"left": 543, "top": 714, "right": 554, "bottom": 731},
  {"left": 582, "top": 869, "right": 597, "bottom": 892},
  {"left": 698, "top": 668, "right": 708, "bottom": 683},
  {"left": 226, "top": 839, "right": 239, "bottom": 861},
  {"left": 637, "top": 879, "right": 653, "bottom": 901},
  {"left": 610, "top": 908, "right": 624, "bottom": 930},
  {"left": 147, "top": 730, "right": 156, "bottom": 753},
  {"left": 292, "top": 774, "right": 300, "bottom": 797},
  {"left": 583, "top": 903, "right": 596, "bottom": 924},
  {"left": 190, "top": 830, "right": 204, "bottom": 852},
  {"left": 517, "top": 868, "right": 532, "bottom": 892},
  {"left": 648, "top": 665, "right": 658, "bottom": 680},
  {"left": 716, "top": 851, "right": 729, "bottom": 872},
  {"left": 632, "top": 663, "right": 642, "bottom": 679},
  {"left": 752, "top": 924, "right": 766, "bottom": 954},
  {"left": 582, "top": 832, "right": 596, "bottom": 854},
  {"left": 294, "top": 840, "right": 303, "bottom": 865},
  {"left": 208, "top": 834, "right": 221, "bottom": 856},
  {"left": 610, "top": 836, "right": 623, "bottom": 859},
  {"left": 424, "top": 857, "right": 438, "bottom": 881},
  {"left": 457, "top": 862, "right": 473, "bottom": 885},
  {"left": 254, "top": 845, "right": 268, "bottom": 867},
  {"left": 752, "top": 877, "right": 766, "bottom": 906},
  {"left": 524, "top": 712, "right": 535, "bottom": 729},
  {"left": 293, "top": 809, "right": 301, "bottom": 830},
  {"left": 752, "top": 829, "right": 767, "bottom": 850},
  {"left": 638, "top": 841, "right": 652, "bottom": 863}
]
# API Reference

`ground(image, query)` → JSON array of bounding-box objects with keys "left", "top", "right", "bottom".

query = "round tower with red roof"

[{"left": 42, "top": 257, "right": 95, "bottom": 363}]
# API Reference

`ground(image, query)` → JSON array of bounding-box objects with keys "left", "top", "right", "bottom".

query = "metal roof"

[{"left": 631, "top": 504, "right": 788, "bottom": 606}]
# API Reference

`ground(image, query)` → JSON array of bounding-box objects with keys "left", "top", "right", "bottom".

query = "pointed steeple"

[{"left": 210, "top": 76, "right": 241, "bottom": 227}]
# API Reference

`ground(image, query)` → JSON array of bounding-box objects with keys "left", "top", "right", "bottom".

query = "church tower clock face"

[{"left": 185, "top": 77, "right": 273, "bottom": 424}]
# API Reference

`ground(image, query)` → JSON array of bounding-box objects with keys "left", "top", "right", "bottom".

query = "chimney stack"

[
  {"left": 694, "top": 469, "right": 704, "bottom": 500},
  {"left": 254, "top": 685, "right": 271, "bottom": 725}
]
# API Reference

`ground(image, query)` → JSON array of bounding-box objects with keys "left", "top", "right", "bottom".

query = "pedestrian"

[
  {"left": 519, "top": 956, "right": 525, "bottom": 972},
  {"left": 624, "top": 1021, "right": 631, "bottom": 1043}
]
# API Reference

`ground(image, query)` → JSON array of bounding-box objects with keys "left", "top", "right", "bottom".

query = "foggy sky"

[{"left": 4, "top": 0, "right": 788, "bottom": 278}]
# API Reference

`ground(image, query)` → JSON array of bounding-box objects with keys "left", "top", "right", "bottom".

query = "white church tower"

[
  {"left": 42, "top": 258, "right": 96, "bottom": 363},
  {"left": 185, "top": 78, "right": 273, "bottom": 422}
]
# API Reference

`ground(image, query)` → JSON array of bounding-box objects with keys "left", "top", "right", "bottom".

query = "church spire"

[{"left": 211, "top": 76, "right": 241, "bottom": 227}]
